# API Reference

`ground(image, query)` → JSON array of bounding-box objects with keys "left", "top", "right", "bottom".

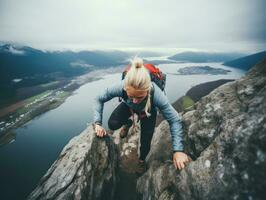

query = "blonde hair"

[{"left": 124, "top": 57, "right": 152, "bottom": 117}]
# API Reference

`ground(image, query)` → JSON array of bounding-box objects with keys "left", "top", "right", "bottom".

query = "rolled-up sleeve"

[
  {"left": 93, "top": 81, "right": 124, "bottom": 125},
  {"left": 153, "top": 84, "right": 184, "bottom": 151}
]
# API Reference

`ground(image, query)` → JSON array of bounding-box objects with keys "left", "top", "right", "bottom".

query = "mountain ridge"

[
  {"left": 27, "top": 57, "right": 266, "bottom": 200},
  {"left": 168, "top": 51, "right": 246, "bottom": 63},
  {"left": 223, "top": 50, "right": 266, "bottom": 70}
]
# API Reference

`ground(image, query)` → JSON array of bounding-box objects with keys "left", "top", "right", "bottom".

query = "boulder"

[{"left": 27, "top": 125, "right": 118, "bottom": 200}]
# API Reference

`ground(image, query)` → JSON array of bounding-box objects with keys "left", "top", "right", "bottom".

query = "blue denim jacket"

[{"left": 93, "top": 81, "right": 184, "bottom": 152}]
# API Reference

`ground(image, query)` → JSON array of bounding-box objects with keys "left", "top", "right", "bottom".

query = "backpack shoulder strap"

[
  {"left": 150, "top": 83, "right": 155, "bottom": 104},
  {"left": 119, "top": 88, "right": 128, "bottom": 102}
]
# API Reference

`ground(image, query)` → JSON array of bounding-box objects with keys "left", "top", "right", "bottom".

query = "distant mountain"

[
  {"left": 0, "top": 44, "right": 131, "bottom": 83},
  {"left": 0, "top": 43, "right": 166, "bottom": 108},
  {"left": 223, "top": 51, "right": 266, "bottom": 70},
  {"left": 168, "top": 51, "right": 246, "bottom": 63},
  {"left": 0, "top": 44, "right": 133, "bottom": 107}
]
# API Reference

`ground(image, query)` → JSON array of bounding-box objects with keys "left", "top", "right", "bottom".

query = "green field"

[
  {"left": 25, "top": 90, "right": 52, "bottom": 104},
  {"left": 40, "top": 81, "right": 60, "bottom": 88},
  {"left": 56, "top": 91, "right": 71, "bottom": 99},
  {"left": 182, "top": 96, "right": 195, "bottom": 109},
  {"left": 15, "top": 90, "right": 52, "bottom": 115}
]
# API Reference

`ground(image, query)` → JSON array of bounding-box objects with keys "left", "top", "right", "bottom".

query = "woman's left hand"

[{"left": 173, "top": 152, "right": 191, "bottom": 170}]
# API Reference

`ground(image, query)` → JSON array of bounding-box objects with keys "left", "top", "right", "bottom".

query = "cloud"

[
  {"left": 0, "top": 0, "right": 265, "bottom": 53},
  {"left": 5, "top": 45, "right": 25, "bottom": 55}
]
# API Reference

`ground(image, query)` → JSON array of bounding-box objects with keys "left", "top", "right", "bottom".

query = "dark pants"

[{"left": 108, "top": 102, "right": 157, "bottom": 160}]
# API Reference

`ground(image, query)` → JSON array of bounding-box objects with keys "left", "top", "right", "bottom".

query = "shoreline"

[
  {"left": 0, "top": 66, "right": 124, "bottom": 144},
  {"left": 0, "top": 62, "right": 240, "bottom": 145}
]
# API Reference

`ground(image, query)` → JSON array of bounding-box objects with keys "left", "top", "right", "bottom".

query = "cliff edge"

[{"left": 28, "top": 58, "right": 266, "bottom": 200}]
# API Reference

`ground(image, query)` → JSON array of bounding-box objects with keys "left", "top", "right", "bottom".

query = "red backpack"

[{"left": 121, "top": 63, "right": 166, "bottom": 91}]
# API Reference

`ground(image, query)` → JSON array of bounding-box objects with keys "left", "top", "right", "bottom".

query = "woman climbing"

[{"left": 93, "top": 57, "right": 190, "bottom": 174}]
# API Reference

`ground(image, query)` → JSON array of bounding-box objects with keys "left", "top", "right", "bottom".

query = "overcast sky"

[{"left": 0, "top": 0, "right": 265, "bottom": 53}]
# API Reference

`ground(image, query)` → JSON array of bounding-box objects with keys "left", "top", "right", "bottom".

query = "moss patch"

[{"left": 182, "top": 96, "right": 195, "bottom": 109}]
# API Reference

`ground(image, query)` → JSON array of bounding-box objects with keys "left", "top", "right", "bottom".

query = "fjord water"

[{"left": 0, "top": 62, "right": 245, "bottom": 200}]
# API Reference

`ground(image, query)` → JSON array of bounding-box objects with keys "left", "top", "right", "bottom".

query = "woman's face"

[{"left": 126, "top": 88, "right": 148, "bottom": 104}]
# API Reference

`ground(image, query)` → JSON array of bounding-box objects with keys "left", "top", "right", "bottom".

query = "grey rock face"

[
  {"left": 137, "top": 58, "right": 266, "bottom": 200},
  {"left": 27, "top": 125, "right": 118, "bottom": 200},
  {"left": 27, "top": 58, "right": 266, "bottom": 200}
]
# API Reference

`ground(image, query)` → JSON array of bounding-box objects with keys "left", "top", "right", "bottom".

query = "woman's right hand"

[{"left": 94, "top": 124, "right": 107, "bottom": 137}]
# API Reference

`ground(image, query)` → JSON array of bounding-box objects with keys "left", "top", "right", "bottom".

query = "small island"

[{"left": 175, "top": 66, "right": 231, "bottom": 75}]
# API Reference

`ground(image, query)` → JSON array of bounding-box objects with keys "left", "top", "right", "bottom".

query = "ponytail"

[{"left": 124, "top": 57, "right": 152, "bottom": 117}]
